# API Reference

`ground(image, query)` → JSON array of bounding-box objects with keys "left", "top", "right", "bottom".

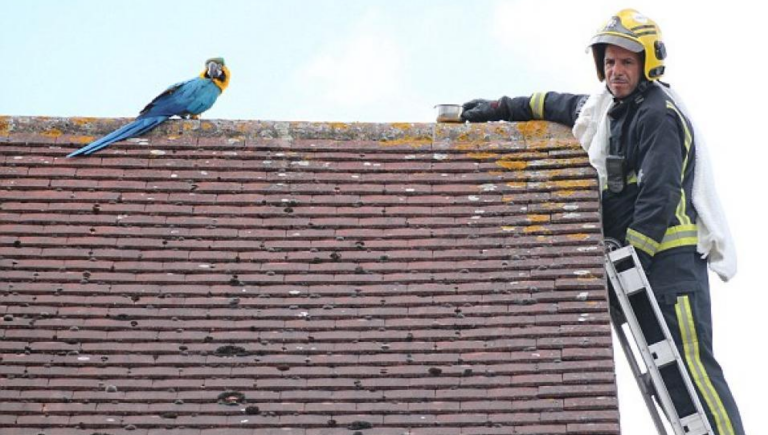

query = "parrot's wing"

[
  {"left": 139, "top": 78, "right": 220, "bottom": 119},
  {"left": 138, "top": 80, "right": 189, "bottom": 117}
]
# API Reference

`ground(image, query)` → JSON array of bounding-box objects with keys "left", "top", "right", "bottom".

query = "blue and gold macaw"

[{"left": 67, "top": 57, "right": 230, "bottom": 157}]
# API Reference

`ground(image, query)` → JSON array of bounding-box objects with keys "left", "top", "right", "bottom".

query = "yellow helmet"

[{"left": 589, "top": 9, "right": 667, "bottom": 81}]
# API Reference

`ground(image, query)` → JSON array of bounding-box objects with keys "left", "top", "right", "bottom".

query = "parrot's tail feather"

[{"left": 66, "top": 116, "right": 168, "bottom": 157}]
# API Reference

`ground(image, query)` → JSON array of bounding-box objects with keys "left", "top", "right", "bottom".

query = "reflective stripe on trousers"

[
  {"left": 676, "top": 295, "right": 737, "bottom": 435},
  {"left": 630, "top": 285, "right": 746, "bottom": 435}
]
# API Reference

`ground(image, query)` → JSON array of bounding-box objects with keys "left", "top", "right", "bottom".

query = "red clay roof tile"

[{"left": 0, "top": 116, "right": 617, "bottom": 435}]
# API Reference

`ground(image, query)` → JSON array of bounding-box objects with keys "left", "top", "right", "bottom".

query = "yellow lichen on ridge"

[
  {"left": 42, "top": 128, "right": 62, "bottom": 138},
  {"left": 455, "top": 131, "right": 471, "bottom": 142},
  {"left": 328, "top": 122, "right": 350, "bottom": 131},
  {"left": 524, "top": 225, "right": 548, "bottom": 234},
  {"left": 377, "top": 123, "right": 431, "bottom": 146},
  {"left": 72, "top": 117, "right": 98, "bottom": 126},
  {"left": 496, "top": 160, "right": 527, "bottom": 171},
  {"left": 0, "top": 116, "right": 9, "bottom": 135},
  {"left": 516, "top": 121, "right": 548, "bottom": 139}
]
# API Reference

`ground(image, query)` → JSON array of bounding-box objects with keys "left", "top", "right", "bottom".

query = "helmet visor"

[{"left": 590, "top": 34, "right": 644, "bottom": 53}]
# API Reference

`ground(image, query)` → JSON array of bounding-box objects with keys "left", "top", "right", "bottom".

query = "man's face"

[{"left": 604, "top": 44, "right": 643, "bottom": 99}]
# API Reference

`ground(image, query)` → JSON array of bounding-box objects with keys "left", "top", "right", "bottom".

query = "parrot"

[{"left": 67, "top": 57, "right": 230, "bottom": 157}]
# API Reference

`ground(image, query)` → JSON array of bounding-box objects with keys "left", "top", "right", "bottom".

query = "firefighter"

[{"left": 461, "top": 9, "right": 745, "bottom": 435}]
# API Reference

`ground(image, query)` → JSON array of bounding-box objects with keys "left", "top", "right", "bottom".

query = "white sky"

[{"left": 2, "top": 1, "right": 766, "bottom": 434}]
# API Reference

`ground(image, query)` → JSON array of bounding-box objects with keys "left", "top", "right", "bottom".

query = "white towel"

[{"left": 572, "top": 83, "right": 737, "bottom": 282}]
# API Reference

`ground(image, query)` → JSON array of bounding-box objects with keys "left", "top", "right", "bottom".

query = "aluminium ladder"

[{"left": 604, "top": 242, "right": 714, "bottom": 435}]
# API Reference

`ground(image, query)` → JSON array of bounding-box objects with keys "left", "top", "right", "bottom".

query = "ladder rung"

[
  {"left": 607, "top": 247, "right": 633, "bottom": 263},
  {"left": 617, "top": 267, "right": 646, "bottom": 295},
  {"left": 648, "top": 340, "right": 677, "bottom": 367},
  {"left": 679, "top": 413, "right": 710, "bottom": 435}
]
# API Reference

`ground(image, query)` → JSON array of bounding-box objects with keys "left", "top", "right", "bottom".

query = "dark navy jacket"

[{"left": 494, "top": 82, "right": 701, "bottom": 292}]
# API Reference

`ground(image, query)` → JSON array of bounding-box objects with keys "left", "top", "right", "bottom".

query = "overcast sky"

[{"left": 2, "top": 1, "right": 765, "bottom": 434}]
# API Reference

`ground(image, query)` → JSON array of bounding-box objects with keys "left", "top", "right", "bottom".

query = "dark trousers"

[{"left": 614, "top": 249, "right": 745, "bottom": 435}]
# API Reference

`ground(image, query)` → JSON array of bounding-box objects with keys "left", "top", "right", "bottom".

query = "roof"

[{"left": 0, "top": 116, "right": 618, "bottom": 435}]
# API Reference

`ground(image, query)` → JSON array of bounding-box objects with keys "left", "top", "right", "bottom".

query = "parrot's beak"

[{"left": 207, "top": 62, "right": 222, "bottom": 78}]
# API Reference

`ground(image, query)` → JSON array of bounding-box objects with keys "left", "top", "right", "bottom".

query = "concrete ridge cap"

[{"left": 0, "top": 115, "right": 575, "bottom": 143}]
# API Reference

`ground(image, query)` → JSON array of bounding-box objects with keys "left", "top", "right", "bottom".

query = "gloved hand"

[{"left": 461, "top": 98, "right": 505, "bottom": 122}]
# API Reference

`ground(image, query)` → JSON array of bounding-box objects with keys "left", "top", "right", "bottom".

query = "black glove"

[{"left": 461, "top": 98, "right": 505, "bottom": 122}]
